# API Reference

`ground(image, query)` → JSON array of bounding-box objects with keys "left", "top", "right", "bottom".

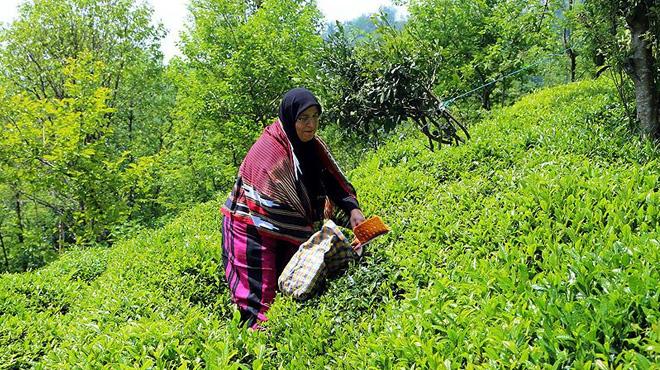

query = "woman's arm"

[{"left": 322, "top": 169, "right": 365, "bottom": 228}]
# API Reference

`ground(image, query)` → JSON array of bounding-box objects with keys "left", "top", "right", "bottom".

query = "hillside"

[{"left": 1, "top": 79, "right": 658, "bottom": 368}]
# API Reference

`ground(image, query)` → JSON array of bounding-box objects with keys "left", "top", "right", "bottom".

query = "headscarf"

[
  {"left": 278, "top": 88, "right": 322, "bottom": 148},
  {"left": 278, "top": 88, "right": 324, "bottom": 212}
]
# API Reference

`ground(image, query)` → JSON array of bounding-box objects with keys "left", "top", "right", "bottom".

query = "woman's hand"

[{"left": 349, "top": 209, "right": 366, "bottom": 229}]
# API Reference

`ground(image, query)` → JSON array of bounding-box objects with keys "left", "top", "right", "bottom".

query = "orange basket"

[{"left": 352, "top": 216, "right": 390, "bottom": 246}]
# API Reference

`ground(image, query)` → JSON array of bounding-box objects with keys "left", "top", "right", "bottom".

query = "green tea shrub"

[
  {"left": 1, "top": 79, "right": 658, "bottom": 368},
  {"left": 264, "top": 79, "right": 659, "bottom": 368}
]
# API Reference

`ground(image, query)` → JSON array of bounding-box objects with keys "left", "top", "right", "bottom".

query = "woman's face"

[{"left": 295, "top": 106, "right": 320, "bottom": 142}]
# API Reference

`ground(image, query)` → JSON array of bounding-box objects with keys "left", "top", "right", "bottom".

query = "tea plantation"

[{"left": 1, "top": 79, "right": 658, "bottom": 368}]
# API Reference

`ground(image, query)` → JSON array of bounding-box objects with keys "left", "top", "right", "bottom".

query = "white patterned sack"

[{"left": 278, "top": 220, "right": 359, "bottom": 301}]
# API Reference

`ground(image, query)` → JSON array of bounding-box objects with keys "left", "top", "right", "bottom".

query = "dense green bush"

[
  {"left": 1, "top": 79, "right": 658, "bottom": 368},
  {"left": 0, "top": 0, "right": 174, "bottom": 272}
]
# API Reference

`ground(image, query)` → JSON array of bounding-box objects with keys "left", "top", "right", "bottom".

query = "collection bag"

[{"left": 278, "top": 220, "right": 359, "bottom": 301}]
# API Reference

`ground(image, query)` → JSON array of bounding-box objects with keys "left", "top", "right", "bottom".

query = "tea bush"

[{"left": 1, "top": 79, "right": 658, "bottom": 368}]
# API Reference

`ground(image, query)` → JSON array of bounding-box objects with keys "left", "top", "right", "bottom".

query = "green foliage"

[
  {"left": 2, "top": 0, "right": 656, "bottom": 277},
  {"left": 0, "top": 0, "right": 658, "bottom": 363},
  {"left": 0, "top": 0, "right": 174, "bottom": 272},
  {"left": 404, "top": 0, "right": 556, "bottom": 110},
  {"left": 1, "top": 80, "right": 658, "bottom": 368},
  {"left": 0, "top": 55, "right": 124, "bottom": 257},
  {"left": 320, "top": 17, "right": 459, "bottom": 149},
  {"left": 320, "top": 0, "right": 559, "bottom": 150}
]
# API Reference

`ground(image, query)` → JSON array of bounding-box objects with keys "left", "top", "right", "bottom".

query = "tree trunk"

[
  {"left": 0, "top": 229, "right": 8, "bottom": 272},
  {"left": 482, "top": 85, "right": 493, "bottom": 110},
  {"left": 127, "top": 107, "right": 135, "bottom": 211},
  {"left": 569, "top": 49, "right": 577, "bottom": 82},
  {"left": 474, "top": 67, "right": 493, "bottom": 110},
  {"left": 564, "top": 0, "right": 577, "bottom": 82},
  {"left": 625, "top": 1, "right": 659, "bottom": 139},
  {"left": 501, "top": 79, "right": 507, "bottom": 107},
  {"left": 78, "top": 199, "right": 85, "bottom": 244},
  {"left": 594, "top": 52, "right": 606, "bottom": 69},
  {"left": 14, "top": 190, "right": 25, "bottom": 245}
]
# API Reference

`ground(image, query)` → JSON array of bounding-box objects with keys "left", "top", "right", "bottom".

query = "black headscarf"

[
  {"left": 278, "top": 88, "right": 323, "bottom": 212},
  {"left": 278, "top": 88, "right": 322, "bottom": 147}
]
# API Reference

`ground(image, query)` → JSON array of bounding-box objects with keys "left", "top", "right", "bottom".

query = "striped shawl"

[{"left": 221, "top": 120, "right": 357, "bottom": 245}]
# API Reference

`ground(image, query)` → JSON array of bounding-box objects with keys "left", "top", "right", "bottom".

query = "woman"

[{"left": 221, "top": 88, "right": 366, "bottom": 328}]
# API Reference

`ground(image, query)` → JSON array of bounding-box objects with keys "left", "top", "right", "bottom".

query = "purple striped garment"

[{"left": 222, "top": 214, "right": 298, "bottom": 327}]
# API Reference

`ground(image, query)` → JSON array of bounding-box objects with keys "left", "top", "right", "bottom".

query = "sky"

[{"left": 0, "top": 0, "right": 407, "bottom": 61}]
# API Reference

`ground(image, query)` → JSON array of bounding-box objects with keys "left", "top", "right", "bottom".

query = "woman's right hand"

[{"left": 349, "top": 209, "right": 366, "bottom": 230}]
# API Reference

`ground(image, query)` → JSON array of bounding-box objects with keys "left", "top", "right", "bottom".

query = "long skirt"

[{"left": 221, "top": 215, "right": 298, "bottom": 328}]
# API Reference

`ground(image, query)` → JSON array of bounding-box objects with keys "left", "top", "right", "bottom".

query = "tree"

[
  {"left": 624, "top": 1, "right": 659, "bottom": 138},
  {"left": 0, "top": 0, "right": 173, "bottom": 271},
  {"left": 558, "top": 0, "right": 579, "bottom": 82},
  {"left": 582, "top": 0, "right": 659, "bottom": 138},
  {"left": 402, "top": 0, "right": 555, "bottom": 110},
  {"left": 320, "top": 18, "right": 470, "bottom": 152},
  {"left": 319, "top": 0, "right": 558, "bottom": 150},
  {"left": 1, "top": 54, "right": 122, "bottom": 241}
]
